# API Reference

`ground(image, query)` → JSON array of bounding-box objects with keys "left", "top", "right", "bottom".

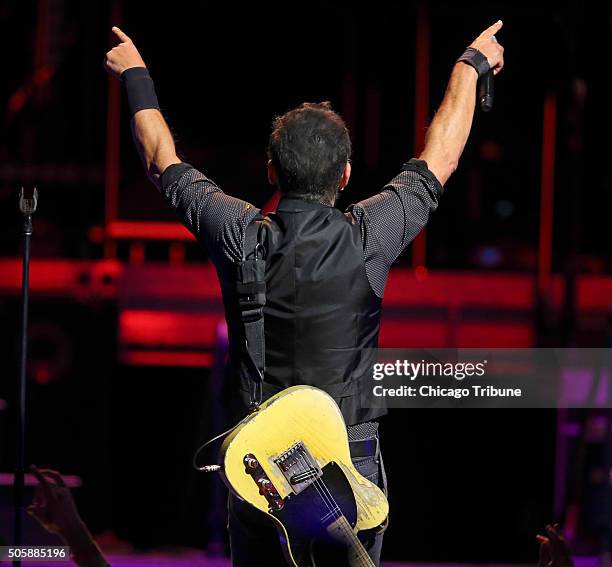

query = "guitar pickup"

[{"left": 290, "top": 467, "right": 319, "bottom": 485}]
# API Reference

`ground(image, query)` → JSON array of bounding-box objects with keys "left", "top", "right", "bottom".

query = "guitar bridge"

[{"left": 274, "top": 442, "right": 322, "bottom": 495}]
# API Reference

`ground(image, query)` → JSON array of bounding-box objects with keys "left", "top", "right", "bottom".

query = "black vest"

[{"left": 218, "top": 197, "right": 385, "bottom": 426}]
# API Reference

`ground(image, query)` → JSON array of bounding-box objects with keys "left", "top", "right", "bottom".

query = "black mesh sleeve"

[
  {"left": 159, "top": 163, "right": 260, "bottom": 263},
  {"left": 347, "top": 158, "right": 443, "bottom": 297}
]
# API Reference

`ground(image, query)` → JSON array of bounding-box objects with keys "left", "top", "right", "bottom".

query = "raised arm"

[
  {"left": 350, "top": 23, "right": 506, "bottom": 297},
  {"left": 104, "top": 27, "right": 180, "bottom": 188},
  {"left": 419, "top": 21, "right": 505, "bottom": 186},
  {"left": 103, "top": 28, "right": 259, "bottom": 257}
]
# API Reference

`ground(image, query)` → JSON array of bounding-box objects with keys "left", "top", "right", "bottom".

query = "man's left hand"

[
  {"left": 104, "top": 27, "right": 146, "bottom": 80},
  {"left": 469, "top": 20, "right": 505, "bottom": 75}
]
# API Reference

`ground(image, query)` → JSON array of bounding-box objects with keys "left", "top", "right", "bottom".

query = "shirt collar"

[{"left": 275, "top": 197, "right": 335, "bottom": 212}]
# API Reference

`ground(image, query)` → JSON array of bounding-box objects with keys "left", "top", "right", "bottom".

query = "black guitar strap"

[
  {"left": 236, "top": 217, "right": 269, "bottom": 411},
  {"left": 192, "top": 217, "right": 270, "bottom": 471}
]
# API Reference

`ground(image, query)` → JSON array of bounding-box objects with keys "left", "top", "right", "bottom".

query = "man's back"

[
  {"left": 158, "top": 159, "right": 443, "bottom": 422},
  {"left": 260, "top": 198, "right": 382, "bottom": 424}
]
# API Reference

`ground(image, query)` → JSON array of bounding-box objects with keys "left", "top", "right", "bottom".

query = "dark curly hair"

[{"left": 267, "top": 101, "right": 351, "bottom": 202}]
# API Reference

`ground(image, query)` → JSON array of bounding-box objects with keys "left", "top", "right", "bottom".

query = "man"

[{"left": 104, "top": 20, "right": 504, "bottom": 566}]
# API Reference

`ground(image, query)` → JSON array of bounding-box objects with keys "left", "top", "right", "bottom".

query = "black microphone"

[{"left": 479, "top": 70, "right": 494, "bottom": 112}]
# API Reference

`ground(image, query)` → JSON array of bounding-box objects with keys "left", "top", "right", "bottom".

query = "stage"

[
  {"left": 13, "top": 554, "right": 599, "bottom": 567},
  {"left": 10, "top": 559, "right": 532, "bottom": 567}
]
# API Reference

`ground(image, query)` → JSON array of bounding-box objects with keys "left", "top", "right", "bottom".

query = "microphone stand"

[{"left": 13, "top": 187, "right": 37, "bottom": 566}]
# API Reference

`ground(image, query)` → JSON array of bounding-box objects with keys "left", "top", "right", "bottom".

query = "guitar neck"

[{"left": 326, "top": 515, "right": 375, "bottom": 567}]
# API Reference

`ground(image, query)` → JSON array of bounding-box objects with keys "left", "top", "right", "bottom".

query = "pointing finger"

[
  {"left": 480, "top": 20, "right": 503, "bottom": 39},
  {"left": 112, "top": 26, "right": 131, "bottom": 43}
]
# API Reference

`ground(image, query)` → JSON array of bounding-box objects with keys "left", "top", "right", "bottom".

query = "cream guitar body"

[{"left": 219, "top": 385, "right": 389, "bottom": 567}]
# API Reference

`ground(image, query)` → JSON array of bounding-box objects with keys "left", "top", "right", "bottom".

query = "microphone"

[
  {"left": 479, "top": 33, "right": 497, "bottom": 112},
  {"left": 479, "top": 70, "right": 494, "bottom": 112}
]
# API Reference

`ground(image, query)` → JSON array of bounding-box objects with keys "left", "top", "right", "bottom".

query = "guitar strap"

[{"left": 236, "top": 216, "right": 269, "bottom": 411}]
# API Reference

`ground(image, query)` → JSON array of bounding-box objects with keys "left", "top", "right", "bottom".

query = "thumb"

[
  {"left": 479, "top": 19, "right": 503, "bottom": 38},
  {"left": 112, "top": 26, "right": 131, "bottom": 43},
  {"left": 26, "top": 505, "right": 43, "bottom": 522}
]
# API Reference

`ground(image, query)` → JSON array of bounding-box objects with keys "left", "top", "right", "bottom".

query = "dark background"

[
  {"left": 1, "top": 1, "right": 611, "bottom": 268},
  {"left": 0, "top": 0, "right": 609, "bottom": 562}
]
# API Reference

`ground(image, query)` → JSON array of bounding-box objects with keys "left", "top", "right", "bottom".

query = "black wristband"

[
  {"left": 456, "top": 47, "right": 490, "bottom": 78},
  {"left": 121, "top": 67, "right": 160, "bottom": 117}
]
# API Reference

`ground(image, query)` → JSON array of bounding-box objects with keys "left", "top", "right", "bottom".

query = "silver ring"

[{"left": 490, "top": 35, "right": 498, "bottom": 42}]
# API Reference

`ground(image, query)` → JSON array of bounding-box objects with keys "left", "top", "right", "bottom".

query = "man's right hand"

[
  {"left": 104, "top": 27, "right": 146, "bottom": 80},
  {"left": 469, "top": 20, "right": 505, "bottom": 75}
]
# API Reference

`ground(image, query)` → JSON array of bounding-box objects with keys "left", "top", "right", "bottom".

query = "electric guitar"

[{"left": 219, "top": 385, "right": 389, "bottom": 567}]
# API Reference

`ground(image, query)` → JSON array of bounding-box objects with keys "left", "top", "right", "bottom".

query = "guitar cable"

[{"left": 192, "top": 421, "right": 243, "bottom": 472}]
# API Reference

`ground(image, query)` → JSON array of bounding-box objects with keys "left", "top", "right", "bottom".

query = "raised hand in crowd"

[
  {"left": 27, "top": 465, "right": 111, "bottom": 567},
  {"left": 536, "top": 524, "right": 574, "bottom": 567}
]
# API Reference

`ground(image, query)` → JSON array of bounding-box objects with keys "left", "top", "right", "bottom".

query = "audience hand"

[
  {"left": 27, "top": 466, "right": 84, "bottom": 538},
  {"left": 537, "top": 524, "right": 574, "bottom": 567},
  {"left": 27, "top": 465, "right": 110, "bottom": 567}
]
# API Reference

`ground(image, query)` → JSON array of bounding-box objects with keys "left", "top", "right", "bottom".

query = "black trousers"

[{"left": 227, "top": 429, "right": 387, "bottom": 566}]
